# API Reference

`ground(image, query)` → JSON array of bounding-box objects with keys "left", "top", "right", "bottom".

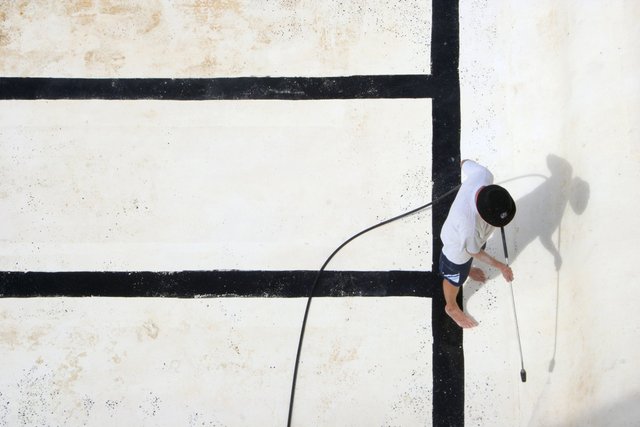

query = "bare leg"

[{"left": 443, "top": 279, "right": 478, "bottom": 328}]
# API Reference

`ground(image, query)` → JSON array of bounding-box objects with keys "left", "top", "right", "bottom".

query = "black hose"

[{"left": 286, "top": 184, "right": 460, "bottom": 427}]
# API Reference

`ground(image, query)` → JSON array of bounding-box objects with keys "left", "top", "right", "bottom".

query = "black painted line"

[
  {"left": 0, "top": 75, "right": 435, "bottom": 100},
  {"left": 430, "top": 0, "right": 464, "bottom": 426},
  {"left": 0, "top": 270, "right": 439, "bottom": 299}
]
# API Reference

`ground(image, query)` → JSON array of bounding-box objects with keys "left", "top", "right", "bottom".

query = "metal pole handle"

[{"left": 501, "top": 227, "right": 526, "bottom": 383}]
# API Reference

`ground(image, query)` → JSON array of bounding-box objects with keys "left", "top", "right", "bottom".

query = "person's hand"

[{"left": 500, "top": 263, "right": 514, "bottom": 282}]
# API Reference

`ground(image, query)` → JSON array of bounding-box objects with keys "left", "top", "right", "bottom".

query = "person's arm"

[
  {"left": 461, "top": 159, "right": 493, "bottom": 182},
  {"left": 468, "top": 249, "right": 514, "bottom": 282}
]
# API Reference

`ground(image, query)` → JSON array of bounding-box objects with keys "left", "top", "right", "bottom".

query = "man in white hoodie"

[{"left": 439, "top": 160, "right": 517, "bottom": 328}]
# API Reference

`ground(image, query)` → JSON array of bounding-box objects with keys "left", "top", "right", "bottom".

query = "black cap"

[{"left": 476, "top": 185, "right": 516, "bottom": 227}]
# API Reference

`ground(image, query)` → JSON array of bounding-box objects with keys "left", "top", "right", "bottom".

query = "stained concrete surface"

[{"left": 1, "top": 0, "right": 639, "bottom": 426}]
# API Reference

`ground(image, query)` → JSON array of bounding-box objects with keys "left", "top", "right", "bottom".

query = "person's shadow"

[{"left": 462, "top": 154, "right": 590, "bottom": 370}]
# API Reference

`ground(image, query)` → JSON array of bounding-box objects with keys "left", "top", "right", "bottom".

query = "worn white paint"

[
  {"left": 460, "top": 1, "right": 640, "bottom": 426},
  {"left": 1, "top": 0, "right": 639, "bottom": 426},
  {"left": 0, "top": 99, "right": 432, "bottom": 272},
  {"left": 1, "top": 1, "right": 434, "bottom": 423},
  {"left": 0, "top": 0, "right": 430, "bottom": 77},
  {"left": 0, "top": 297, "right": 431, "bottom": 426}
]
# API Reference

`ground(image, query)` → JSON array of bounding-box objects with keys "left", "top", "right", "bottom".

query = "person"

[{"left": 439, "top": 160, "right": 516, "bottom": 328}]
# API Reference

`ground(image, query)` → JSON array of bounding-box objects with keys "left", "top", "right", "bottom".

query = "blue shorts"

[{"left": 439, "top": 252, "right": 473, "bottom": 287}]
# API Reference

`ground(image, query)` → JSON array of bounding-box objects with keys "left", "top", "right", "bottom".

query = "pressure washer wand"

[{"left": 500, "top": 227, "right": 527, "bottom": 383}]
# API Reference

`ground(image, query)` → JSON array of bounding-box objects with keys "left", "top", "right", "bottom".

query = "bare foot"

[
  {"left": 445, "top": 305, "right": 478, "bottom": 328},
  {"left": 469, "top": 267, "right": 486, "bottom": 283}
]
